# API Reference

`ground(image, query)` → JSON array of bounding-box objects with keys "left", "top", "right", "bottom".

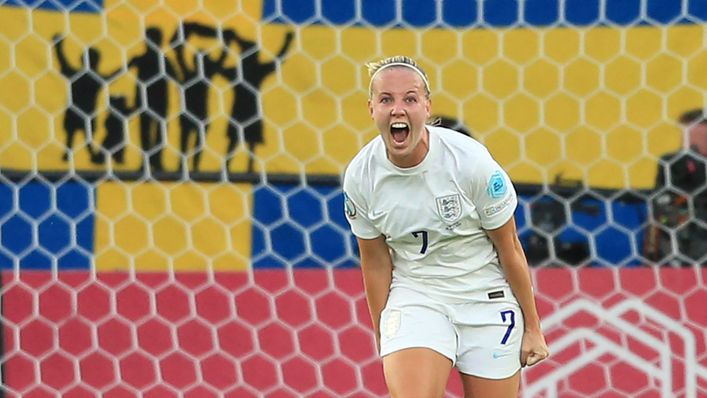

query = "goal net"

[{"left": 0, "top": 0, "right": 705, "bottom": 397}]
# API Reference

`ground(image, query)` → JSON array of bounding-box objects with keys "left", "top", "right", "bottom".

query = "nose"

[{"left": 390, "top": 100, "right": 406, "bottom": 116}]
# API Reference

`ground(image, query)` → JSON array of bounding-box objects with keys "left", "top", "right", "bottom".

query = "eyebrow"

[{"left": 376, "top": 89, "right": 422, "bottom": 96}]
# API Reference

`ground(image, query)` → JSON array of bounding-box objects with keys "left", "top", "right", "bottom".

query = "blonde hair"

[{"left": 366, "top": 56, "right": 430, "bottom": 99}]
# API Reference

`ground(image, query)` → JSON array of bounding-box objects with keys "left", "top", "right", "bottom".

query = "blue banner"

[
  {"left": 262, "top": 0, "right": 707, "bottom": 28},
  {"left": 3, "top": 0, "right": 103, "bottom": 13}
]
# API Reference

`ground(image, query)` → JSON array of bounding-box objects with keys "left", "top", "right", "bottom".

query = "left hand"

[{"left": 521, "top": 328, "right": 549, "bottom": 367}]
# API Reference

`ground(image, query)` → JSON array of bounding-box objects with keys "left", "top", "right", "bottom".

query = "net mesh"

[{"left": 0, "top": 0, "right": 706, "bottom": 397}]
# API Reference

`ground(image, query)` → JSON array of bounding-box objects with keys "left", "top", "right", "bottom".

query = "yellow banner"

[
  {"left": 1, "top": 1, "right": 706, "bottom": 188},
  {"left": 95, "top": 181, "right": 252, "bottom": 271}
]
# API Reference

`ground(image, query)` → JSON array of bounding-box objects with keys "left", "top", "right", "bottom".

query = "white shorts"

[{"left": 379, "top": 286, "right": 523, "bottom": 379}]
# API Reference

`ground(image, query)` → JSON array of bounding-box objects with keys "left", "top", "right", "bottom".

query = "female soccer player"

[{"left": 343, "top": 56, "right": 549, "bottom": 397}]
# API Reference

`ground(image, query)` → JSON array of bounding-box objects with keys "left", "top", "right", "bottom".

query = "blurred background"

[{"left": 0, "top": 0, "right": 705, "bottom": 397}]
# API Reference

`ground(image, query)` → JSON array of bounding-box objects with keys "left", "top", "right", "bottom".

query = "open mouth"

[{"left": 390, "top": 122, "right": 410, "bottom": 144}]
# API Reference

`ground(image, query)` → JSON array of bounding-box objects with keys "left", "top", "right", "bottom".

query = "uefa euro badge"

[
  {"left": 436, "top": 194, "right": 462, "bottom": 223},
  {"left": 344, "top": 192, "right": 357, "bottom": 219},
  {"left": 487, "top": 171, "right": 507, "bottom": 199}
]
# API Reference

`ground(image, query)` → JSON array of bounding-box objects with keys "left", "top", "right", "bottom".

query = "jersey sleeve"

[
  {"left": 468, "top": 152, "right": 518, "bottom": 230},
  {"left": 342, "top": 165, "right": 381, "bottom": 239}
]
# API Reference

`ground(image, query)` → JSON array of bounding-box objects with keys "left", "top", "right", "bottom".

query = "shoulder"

[
  {"left": 343, "top": 135, "right": 383, "bottom": 187},
  {"left": 429, "top": 125, "right": 496, "bottom": 174},
  {"left": 430, "top": 125, "right": 491, "bottom": 159}
]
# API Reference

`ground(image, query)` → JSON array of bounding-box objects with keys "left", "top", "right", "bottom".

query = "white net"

[{"left": 0, "top": 0, "right": 706, "bottom": 397}]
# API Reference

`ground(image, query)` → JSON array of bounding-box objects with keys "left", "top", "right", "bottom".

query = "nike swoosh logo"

[{"left": 492, "top": 351, "right": 513, "bottom": 359}]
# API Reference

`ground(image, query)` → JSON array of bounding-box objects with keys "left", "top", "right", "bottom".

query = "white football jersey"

[{"left": 343, "top": 125, "right": 518, "bottom": 302}]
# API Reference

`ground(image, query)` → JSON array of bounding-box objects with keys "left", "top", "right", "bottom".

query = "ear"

[
  {"left": 368, "top": 99, "right": 374, "bottom": 119},
  {"left": 425, "top": 97, "right": 432, "bottom": 118}
]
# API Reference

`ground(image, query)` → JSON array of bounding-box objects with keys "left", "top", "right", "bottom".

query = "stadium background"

[{"left": 0, "top": 0, "right": 706, "bottom": 397}]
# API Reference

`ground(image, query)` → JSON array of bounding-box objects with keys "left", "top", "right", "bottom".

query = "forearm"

[
  {"left": 356, "top": 235, "right": 394, "bottom": 338},
  {"left": 361, "top": 263, "right": 393, "bottom": 334},
  {"left": 487, "top": 217, "right": 550, "bottom": 366},
  {"left": 498, "top": 238, "right": 542, "bottom": 331}
]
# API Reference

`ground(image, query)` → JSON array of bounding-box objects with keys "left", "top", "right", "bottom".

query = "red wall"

[{"left": 2, "top": 268, "right": 706, "bottom": 397}]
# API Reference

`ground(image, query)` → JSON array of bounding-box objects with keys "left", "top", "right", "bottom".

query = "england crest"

[{"left": 436, "top": 194, "right": 462, "bottom": 223}]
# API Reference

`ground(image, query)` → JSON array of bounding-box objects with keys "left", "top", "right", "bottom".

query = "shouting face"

[{"left": 368, "top": 66, "right": 431, "bottom": 168}]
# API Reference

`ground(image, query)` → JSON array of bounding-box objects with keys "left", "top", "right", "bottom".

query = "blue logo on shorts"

[
  {"left": 492, "top": 350, "right": 512, "bottom": 359},
  {"left": 487, "top": 171, "right": 507, "bottom": 199}
]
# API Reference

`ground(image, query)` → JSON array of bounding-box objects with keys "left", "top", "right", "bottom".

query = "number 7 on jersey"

[{"left": 411, "top": 230, "right": 428, "bottom": 254}]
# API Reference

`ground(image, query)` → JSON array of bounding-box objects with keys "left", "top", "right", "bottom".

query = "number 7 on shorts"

[{"left": 500, "top": 310, "right": 515, "bottom": 345}]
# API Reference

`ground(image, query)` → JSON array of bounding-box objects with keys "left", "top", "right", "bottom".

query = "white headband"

[{"left": 368, "top": 62, "right": 431, "bottom": 98}]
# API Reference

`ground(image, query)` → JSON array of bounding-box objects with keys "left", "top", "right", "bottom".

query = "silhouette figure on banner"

[
  {"left": 171, "top": 22, "right": 229, "bottom": 173},
  {"left": 124, "top": 27, "right": 178, "bottom": 174},
  {"left": 96, "top": 95, "right": 132, "bottom": 164},
  {"left": 53, "top": 35, "right": 119, "bottom": 163},
  {"left": 54, "top": 24, "right": 295, "bottom": 178},
  {"left": 221, "top": 29, "right": 294, "bottom": 173}
]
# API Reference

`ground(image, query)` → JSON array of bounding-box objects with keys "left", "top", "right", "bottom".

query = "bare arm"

[
  {"left": 356, "top": 235, "right": 394, "bottom": 352},
  {"left": 486, "top": 216, "right": 549, "bottom": 367}
]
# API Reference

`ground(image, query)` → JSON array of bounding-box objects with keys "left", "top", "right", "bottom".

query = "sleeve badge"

[{"left": 487, "top": 171, "right": 507, "bottom": 199}]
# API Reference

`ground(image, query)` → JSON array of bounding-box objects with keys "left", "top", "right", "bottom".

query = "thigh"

[
  {"left": 460, "top": 371, "right": 520, "bottom": 398},
  {"left": 379, "top": 288, "right": 457, "bottom": 361},
  {"left": 384, "top": 348, "right": 453, "bottom": 398}
]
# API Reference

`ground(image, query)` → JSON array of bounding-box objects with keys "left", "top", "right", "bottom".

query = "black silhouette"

[
  {"left": 125, "top": 27, "right": 178, "bottom": 174},
  {"left": 433, "top": 115, "right": 473, "bottom": 138},
  {"left": 53, "top": 35, "right": 118, "bottom": 163},
  {"left": 221, "top": 29, "right": 294, "bottom": 173},
  {"left": 172, "top": 22, "right": 229, "bottom": 173},
  {"left": 95, "top": 95, "right": 131, "bottom": 164}
]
